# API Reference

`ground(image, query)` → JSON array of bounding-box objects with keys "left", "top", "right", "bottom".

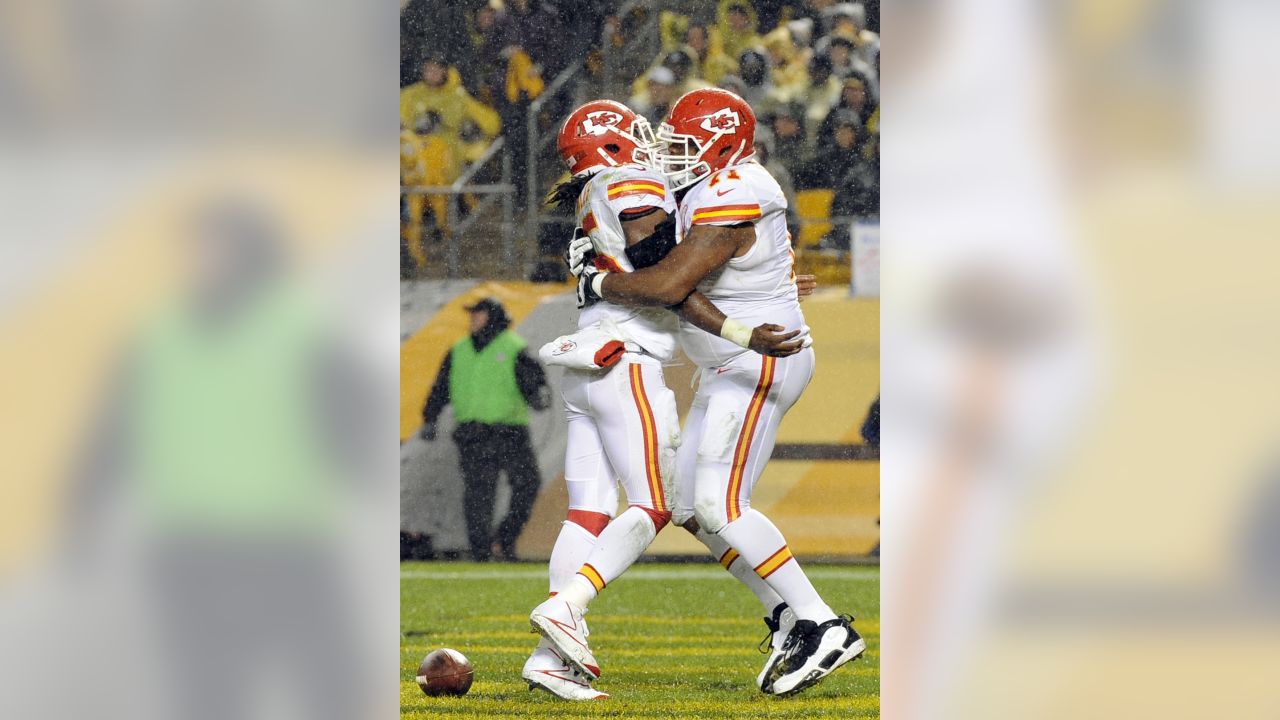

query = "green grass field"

[{"left": 401, "top": 562, "right": 879, "bottom": 718}]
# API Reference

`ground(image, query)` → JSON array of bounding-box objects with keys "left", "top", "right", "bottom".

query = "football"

[{"left": 416, "top": 648, "right": 474, "bottom": 697}]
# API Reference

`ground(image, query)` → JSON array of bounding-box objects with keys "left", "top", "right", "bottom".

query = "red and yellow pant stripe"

[
  {"left": 629, "top": 364, "right": 666, "bottom": 512},
  {"left": 726, "top": 356, "right": 775, "bottom": 522}
]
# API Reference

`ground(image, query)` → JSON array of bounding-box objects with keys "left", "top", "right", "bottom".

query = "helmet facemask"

[
  {"left": 650, "top": 89, "right": 758, "bottom": 187},
  {"left": 627, "top": 117, "right": 660, "bottom": 170},
  {"left": 654, "top": 122, "right": 713, "bottom": 190}
]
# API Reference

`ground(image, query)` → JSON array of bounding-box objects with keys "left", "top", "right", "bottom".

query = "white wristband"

[
  {"left": 591, "top": 272, "right": 607, "bottom": 299},
  {"left": 720, "top": 317, "right": 753, "bottom": 348}
]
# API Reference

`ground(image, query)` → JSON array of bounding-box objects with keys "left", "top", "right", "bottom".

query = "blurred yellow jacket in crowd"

[
  {"left": 656, "top": 11, "right": 738, "bottom": 85},
  {"left": 400, "top": 66, "right": 501, "bottom": 139},
  {"left": 762, "top": 27, "right": 810, "bottom": 100},
  {"left": 505, "top": 49, "right": 545, "bottom": 103},
  {"left": 400, "top": 126, "right": 452, "bottom": 188},
  {"left": 631, "top": 11, "right": 736, "bottom": 102},
  {"left": 400, "top": 126, "right": 452, "bottom": 253},
  {"left": 717, "top": 0, "right": 761, "bottom": 62}
]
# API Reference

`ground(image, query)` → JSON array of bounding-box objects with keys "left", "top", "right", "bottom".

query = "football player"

[
  {"left": 523, "top": 99, "right": 812, "bottom": 699},
  {"left": 572, "top": 88, "right": 866, "bottom": 696}
]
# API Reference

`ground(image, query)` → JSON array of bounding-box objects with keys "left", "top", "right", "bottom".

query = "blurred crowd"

[{"left": 400, "top": 0, "right": 879, "bottom": 259}]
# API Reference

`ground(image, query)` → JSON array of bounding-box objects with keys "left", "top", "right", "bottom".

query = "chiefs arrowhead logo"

[
  {"left": 581, "top": 110, "right": 623, "bottom": 137},
  {"left": 699, "top": 108, "right": 741, "bottom": 134},
  {"left": 552, "top": 339, "right": 577, "bottom": 356}
]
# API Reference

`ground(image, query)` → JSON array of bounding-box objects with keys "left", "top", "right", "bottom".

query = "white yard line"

[{"left": 401, "top": 566, "right": 879, "bottom": 582}]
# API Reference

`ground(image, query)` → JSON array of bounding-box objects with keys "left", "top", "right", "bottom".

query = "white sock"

[
  {"left": 558, "top": 573, "right": 598, "bottom": 608},
  {"left": 548, "top": 520, "right": 599, "bottom": 594},
  {"left": 718, "top": 509, "right": 836, "bottom": 622},
  {"left": 694, "top": 526, "right": 785, "bottom": 614},
  {"left": 563, "top": 506, "right": 663, "bottom": 607}
]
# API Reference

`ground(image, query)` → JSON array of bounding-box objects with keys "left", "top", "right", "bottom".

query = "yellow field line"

[
  {"left": 452, "top": 614, "right": 879, "bottom": 634},
  {"left": 399, "top": 683, "right": 881, "bottom": 711},
  {"left": 403, "top": 642, "right": 877, "bottom": 659}
]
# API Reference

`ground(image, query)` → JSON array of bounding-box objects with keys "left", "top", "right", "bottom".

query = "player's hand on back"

[
  {"left": 749, "top": 324, "right": 808, "bottom": 357},
  {"left": 796, "top": 274, "right": 817, "bottom": 301}
]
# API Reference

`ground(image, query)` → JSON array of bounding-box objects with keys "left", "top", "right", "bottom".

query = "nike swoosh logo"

[
  {"left": 536, "top": 669, "right": 591, "bottom": 688},
  {"left": 716, "top": 367, "right": 731, "bottom": 374},
  {"left": 542, "top": 604, "right": 590, "bottom": 650},
  {"left": 716, "top": 188, "right": 732, "bottom": 196}
]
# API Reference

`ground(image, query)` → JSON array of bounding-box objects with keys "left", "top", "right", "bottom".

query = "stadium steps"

[
  {"left": 795, "top": 189, "right": 835, "bottom": 247},
  {"left": 794, "top": 189, "right": 854, "bottom": 287}
]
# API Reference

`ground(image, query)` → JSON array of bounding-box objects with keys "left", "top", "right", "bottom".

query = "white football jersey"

[
  {"left": 674, "top": 160, "right": 805, "bottom": 367},
  {"left": 575, "top": 164, "right": 681, "bottom": 362}
]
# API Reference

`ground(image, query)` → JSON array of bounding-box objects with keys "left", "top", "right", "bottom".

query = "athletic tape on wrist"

[{"left": 720, "top": 318, "right": 753, "bottom": 348}]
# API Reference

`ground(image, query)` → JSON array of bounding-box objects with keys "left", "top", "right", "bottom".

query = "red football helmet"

[
  {"left": 556, "top": 100, "right": 658, "bottom": 176},
  {"left": 655, "top": 88, "right": 757, "bottom": 190}
]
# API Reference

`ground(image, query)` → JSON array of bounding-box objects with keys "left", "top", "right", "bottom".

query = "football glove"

[
  {"left": 576, "top": 267, "right": 606, "bottom": 309},
  {"left": 564, "top": 227, "right": 595, "bottom": 277}
]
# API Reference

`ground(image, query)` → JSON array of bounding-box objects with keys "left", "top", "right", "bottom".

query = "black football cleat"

[{"left": 767, "top": 614, "right": 865, "bottom": 696}]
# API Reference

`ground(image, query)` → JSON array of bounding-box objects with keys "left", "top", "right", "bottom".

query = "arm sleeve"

[
  {"left": 422, "top": 350, "right": 452, "bottom": 425},
  {"left": 515, "top": 349, "right": 550, "bottom": 411},
  {"left": 624, "top": 215, "right": 678, "bottom": 269}
]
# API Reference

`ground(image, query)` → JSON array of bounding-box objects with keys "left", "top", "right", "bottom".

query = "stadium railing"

[
  {"left": 402, "top": 136, "right": 515, "bottom": 277},
  {"left": 525, "top": 63, "right": 584, "bottom": 247},
  {"left": 525, "top": 1, "right": 661, "bottom": 265}
]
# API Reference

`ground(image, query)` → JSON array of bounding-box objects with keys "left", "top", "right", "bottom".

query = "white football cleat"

[
  {"left": 530, "top": 597, "right": 601, "bottom": 680},
  {"left": 757, "top": 603, "right": 797, "bottom": 693},
  {"left": 522, "top": 640, "right": 608, "bottom": 701},
  {"left": 768, "top": 614, "right": 865, "bottom": 696}
]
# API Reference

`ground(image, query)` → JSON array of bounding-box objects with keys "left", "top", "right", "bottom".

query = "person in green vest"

[
  {"left": 420, "top": 297, "right": 549, "bottom": 561},
  {"left": 67, "top": 197, "right": 366, "bottom": 720}
]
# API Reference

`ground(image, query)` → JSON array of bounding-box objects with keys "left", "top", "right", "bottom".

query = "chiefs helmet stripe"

[
  {"left": 557, "top": 99, "right": 658, "bottom": 175},
  {"left": 654, "top": 88, "right": 757, "bottom": 190}
]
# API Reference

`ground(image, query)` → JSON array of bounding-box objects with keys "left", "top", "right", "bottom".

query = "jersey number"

[{"left": 707, "top": 169, "right": 741, "bottom": 188}]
